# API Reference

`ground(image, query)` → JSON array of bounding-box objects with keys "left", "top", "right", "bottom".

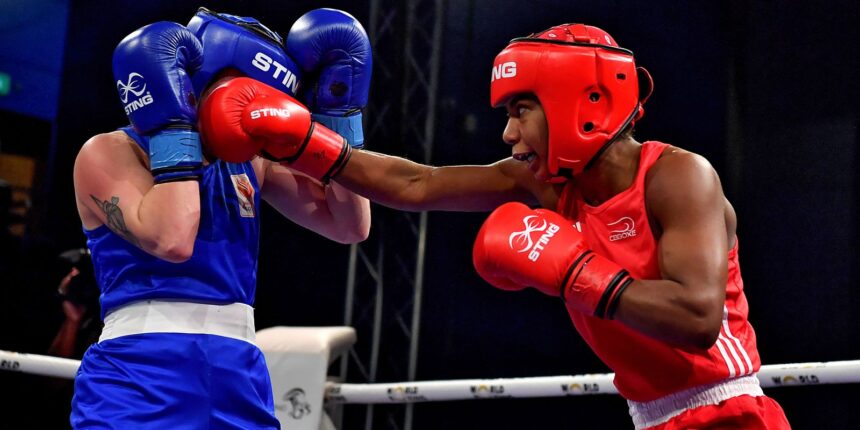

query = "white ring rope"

[
  {"left": 326, "top": 360, "right": 860, "bottom": 404},
  {"left": 0, "top": 349, "right": 81, "bottom": 379},
  {"left": 2, "top": 349, "right": 857, "bottom": 404}
]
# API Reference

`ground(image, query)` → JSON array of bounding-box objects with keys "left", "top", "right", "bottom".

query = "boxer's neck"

[{"left": 576, "top": 137, "right": 641, "bottom": 206}]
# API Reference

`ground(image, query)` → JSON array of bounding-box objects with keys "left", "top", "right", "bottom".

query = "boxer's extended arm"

[
  {"left": 610, "top": 151, "right": 728, "bottom": 349},
  {"left": 74, "top": 132, "right": 200, "bottom": 262},
  {"left": 198, "top": 76, "right": 548, "bottom": 212},
  {"left": 254, "top": 158, "right": 370, "bottom": 244},
  {"left": 335, "top": 152, "right": 544, "bottom": 212}
]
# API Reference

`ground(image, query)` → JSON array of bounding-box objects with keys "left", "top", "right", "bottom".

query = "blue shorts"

[{"left": 71, "top": 333, "right": 279, "bottom": 429}]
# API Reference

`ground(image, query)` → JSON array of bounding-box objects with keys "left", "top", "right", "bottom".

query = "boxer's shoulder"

[
  {"left": 76, "top": 131, "right": 149, "bottom": 174},
  {"left": 647, "top": 144, "right": 715, "bottom": 185}
]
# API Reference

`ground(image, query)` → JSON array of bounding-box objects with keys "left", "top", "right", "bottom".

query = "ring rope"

[
  {"left": 2, "top": 349, "right": 857, "bottom": 404},
  {"left": 326, "top": 360, "right": 860, "bottom": 403},
  {"left": 1, "top": 349, "right": 80, "bottom": 379}
]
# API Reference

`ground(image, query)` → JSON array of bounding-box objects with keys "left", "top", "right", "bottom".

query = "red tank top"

[{"left": 555, "top": 141, "right": 761, "bottom": 402}]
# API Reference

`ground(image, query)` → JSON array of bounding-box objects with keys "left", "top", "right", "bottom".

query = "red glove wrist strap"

[
  {"left": 265, "top": 123, "right": 352, "bottom": 183},
  {"left": 561, "top": 251, "right": 633, "bottom": 319}
]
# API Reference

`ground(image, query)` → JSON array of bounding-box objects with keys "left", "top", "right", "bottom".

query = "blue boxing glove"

[
  {"left": 187, "top": 7, "right": 303, "bottom": 98},
  {"left": 113, "top": 22, "right": 204, "bottom": 183},
  {"left": 286, "top": 9, "right": 372, "bottom": 148}
]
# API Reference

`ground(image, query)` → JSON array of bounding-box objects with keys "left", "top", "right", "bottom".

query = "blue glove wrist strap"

[
  {"left": 153, "top": 168, "right": 204, "bottom": 184},
  {"left": 149, "top": 130, "right": 204, "bottom": 183},
  {"left": 312, "top": 112, "right": 364, "bottom": 149}
]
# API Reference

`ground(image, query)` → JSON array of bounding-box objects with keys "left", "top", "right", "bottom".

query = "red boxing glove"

[
  {"left": 472, "top": 202, "right": 634, "bottom": 319},
  {"left": 198, "top": 77, "right": 351, "bottom": 183}
]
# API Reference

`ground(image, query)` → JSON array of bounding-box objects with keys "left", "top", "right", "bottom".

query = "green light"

[{"left": 0, "top": 72, "right": 10, "bottom": 96}]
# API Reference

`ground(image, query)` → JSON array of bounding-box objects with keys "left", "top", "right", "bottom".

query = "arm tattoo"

[{"left": 90, "top": 195, "right": 141, "bottom": 247}]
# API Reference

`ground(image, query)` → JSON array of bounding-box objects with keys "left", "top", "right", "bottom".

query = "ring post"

[{"left": 256, "top": 326, "right": 356, "bottom": 430}]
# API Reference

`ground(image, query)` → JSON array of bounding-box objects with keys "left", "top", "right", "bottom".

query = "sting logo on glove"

[
  {"left": 117, "top": 72, "right": 154, "bottom": 114},
  {"left": 474, "top": 203, "right": 634, "bottom": 318},
  {"left": 509, "top": 215, "right": 560, "bottom": 262},
  {"left": 249, "top": 108, "right": 291, "bottom": 120},
  {"left": 117, "top": 72, "right": 148, "bottom": 103}
]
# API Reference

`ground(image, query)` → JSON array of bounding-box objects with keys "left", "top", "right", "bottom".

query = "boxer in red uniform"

[{"left": 200, "top": 23, "right": 790, "bottom": 429}]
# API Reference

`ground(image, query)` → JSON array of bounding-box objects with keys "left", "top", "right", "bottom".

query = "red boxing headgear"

[{"left": 490, "top": 24, "right": 653, "bottom": 177}]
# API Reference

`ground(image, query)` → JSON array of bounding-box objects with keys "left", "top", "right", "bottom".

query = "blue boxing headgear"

[{"left": 187, "top": 7, "right": 302, "bottom": 97}]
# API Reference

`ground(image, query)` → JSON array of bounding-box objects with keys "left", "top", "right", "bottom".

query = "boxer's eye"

[{"left": 514, "top": 101, "right": 532, "bottom": 116}]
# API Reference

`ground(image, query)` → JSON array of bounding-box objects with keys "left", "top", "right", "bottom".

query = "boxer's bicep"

[
  {"left": 649, "top": 153, "right": 728, "bottom": 323},
  {"left": 74, "top": 133, "right": 150, "bottom": 246},
  {"left": 610, "top": 153, "right": 729, "bottom": 347}
]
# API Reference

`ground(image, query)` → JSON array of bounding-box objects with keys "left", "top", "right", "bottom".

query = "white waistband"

[
  {"left": 99, "top": 300, "right": 256, "bottom": 344},
  {"left": 627, "top": 375, "right": 764, "bottom": 429}
]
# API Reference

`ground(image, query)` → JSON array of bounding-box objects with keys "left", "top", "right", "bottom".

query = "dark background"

[{"left": 1, "top": 0, "right": 858, "bottom": 429}]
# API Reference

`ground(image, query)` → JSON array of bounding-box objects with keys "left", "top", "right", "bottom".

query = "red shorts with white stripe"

[{"left": 649, "top": 395, "right": 790, "bottom": 429}]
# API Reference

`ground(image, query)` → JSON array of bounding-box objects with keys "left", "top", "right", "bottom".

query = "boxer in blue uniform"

[{"left": 71, "top": 8, "right": 372, "bottom": 429}]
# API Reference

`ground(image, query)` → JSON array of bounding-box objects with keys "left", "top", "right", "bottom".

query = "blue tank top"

[{"left": 85, "top": 127, "right": 261, "bottom": 318}]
